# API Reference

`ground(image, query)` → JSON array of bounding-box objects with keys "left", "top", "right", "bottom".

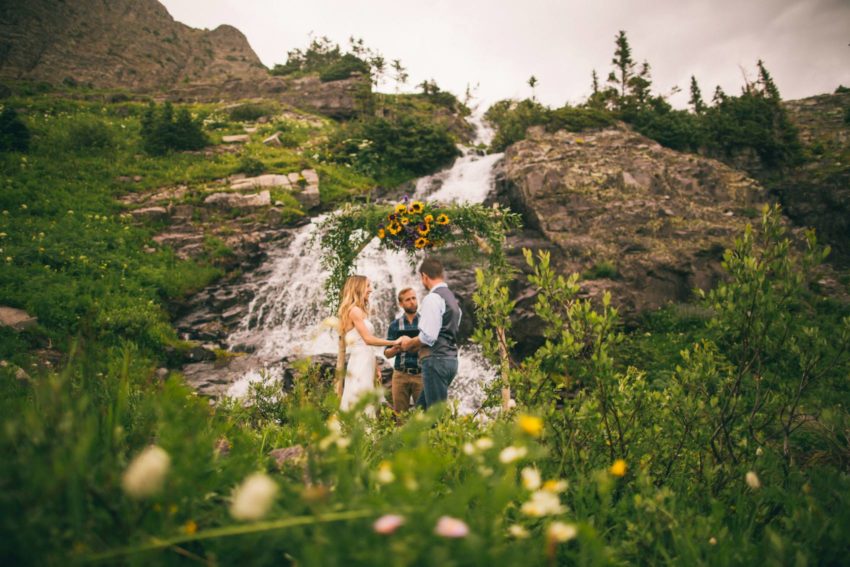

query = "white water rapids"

[{"left": 225, "top": 111, "right": 503, "bottom": 414}]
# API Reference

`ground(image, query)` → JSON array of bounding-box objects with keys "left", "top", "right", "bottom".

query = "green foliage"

[
  {"left": 237, "top": 154, "right": 265, "bottom": 176},
  {"left": 228, "top": 102, "right": 277, "bottom": 122},
  {"left": 140, "top": 102, "right": 208, "bottom": 155},
  {"left": 319, "top": 53, "right": 370, "bottom": 82},
  {"left": 0, "top": 105, "right": 30, "bottom": 152},
  {"left": 63, "top": 114, "right": 116, "bottom": 152},
  {"left": 582, "top": 260, "right": 620, "bottom": 280},
  {"left": 323, "top": 115, "right": 460, "bottom": 185}
]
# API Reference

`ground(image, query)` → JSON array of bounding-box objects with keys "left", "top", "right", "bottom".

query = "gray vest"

[{"left": 423, "top": 286, "right": 460, "bottom": 359}]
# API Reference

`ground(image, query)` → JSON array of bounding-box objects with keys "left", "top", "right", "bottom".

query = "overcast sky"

[{"left": 159, "top": 0, "right": 850, "bottom": 110}]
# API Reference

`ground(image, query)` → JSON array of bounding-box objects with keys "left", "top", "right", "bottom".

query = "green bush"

[
  {"left": 0, "top": 105, "right": 30, "bottom": 152},
  {"left": 228, "top": 102, "right": 277, "bottom": 122},
  {"left": 237, "top": 155, "right": 265, "bottom": 176},
  {"left": 319, "top": 53, "right": 370, "bottom": 82},
  {"left": 140, "top": 102, "right": 208, "bottom": 155},
  {"left": 64, "top": 115, "right": 116, "bottom": 152}
]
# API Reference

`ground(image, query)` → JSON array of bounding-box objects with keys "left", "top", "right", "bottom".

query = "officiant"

[{"left": 383, "top": 287, "right": 423, "bottom": 413}]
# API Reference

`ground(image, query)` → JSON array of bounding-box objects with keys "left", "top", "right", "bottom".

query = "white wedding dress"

[{"left": 340, "top": 319, "right": 379, "bottom": 418}]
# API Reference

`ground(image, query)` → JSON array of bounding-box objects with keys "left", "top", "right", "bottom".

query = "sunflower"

[
  {"left": 414, "top": 237, "right": 430, "bottom": 249},
  {"left": 408, "top": 201, "right": 424, "bottom": 214},
  {"left": 387, "top": 221, "right": 402, "bottom": 235},
  {"left": 377, "top": 228, "right": 386, "bottom": 239},
  {"left": 395, "top": 203, "right": 408, "bottom": 214},
  {"left": 424, "top": 214, "right": 434, "bottom": 224},
  {"left": 436, "top": 214, "right": 450, "bottom": 225},
  {"left": 417, "top": 223, "right": 430, "bottom": 236},
  {"left": 387, "top": 213, "right": 398, "bottom": 221},
  {"left": 400, "top": 216, "right": 410, "bottom": 225}
]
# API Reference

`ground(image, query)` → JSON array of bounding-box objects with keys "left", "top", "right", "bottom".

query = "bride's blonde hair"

[{"left": 338, "top": 275, "right": 370, "bottom": 334}]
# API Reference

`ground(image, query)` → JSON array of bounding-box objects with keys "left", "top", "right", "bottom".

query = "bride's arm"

[{"left": 350, "top": 307, "right": 400, "bottom": 347}]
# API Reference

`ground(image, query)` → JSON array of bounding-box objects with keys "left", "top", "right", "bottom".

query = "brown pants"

[{"left": 391, "top": 369, "right": 424, "bottom": 413}]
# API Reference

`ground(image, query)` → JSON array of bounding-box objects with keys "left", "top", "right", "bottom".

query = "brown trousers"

[{"left": 391, "top": 369, "right": 424, "bottom": 413}]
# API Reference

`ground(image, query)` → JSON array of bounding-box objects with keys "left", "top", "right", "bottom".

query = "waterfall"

[{"left": 225, "top": 110, "right": 504, "bottom": 414}]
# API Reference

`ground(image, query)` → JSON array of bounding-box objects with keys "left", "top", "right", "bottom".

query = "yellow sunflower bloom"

[
  {"left": 395, "top": 203, "right": 408, "bottom": 214},
  {"left": 424, "top": 214, "right": 434, "bottom": 223},
  {"left": 609, "top": 459, "right": 627, "bottom": 477},
  {"left": 387, "top": 221, "right": 402, "bottom": 235},
  {"left": 436, "top": 214, "right": 450, "bottom": 225},
  {"left": 400, "top": 217, "right": 410, "bottom": 225},
  {"left": 414, "top": 237, "right": 430, "bottom": 249},
  {"left": 417, "top": 223, "right": 430, "bottom": 236},
  {"left": 408, "top": 201, "right": 424, "bottom": 214},
  {"left": 377, "top": 228, "right": 386, "bottom": 239}
]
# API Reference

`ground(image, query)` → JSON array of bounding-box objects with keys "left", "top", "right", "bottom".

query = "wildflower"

[
  {"left": 518, "top": 414, "right": 544, "bottom": 437},
  {"left": 474, "top": 437, "right": 494, "bottom": 451},
  {"left": 709, "top": 537, "right": 717, "bottom": 545},
  {"left": 414, "top": 237, "right": 429, "bottom": 249},
  {"left": 122, "top": 445, "right": 171, "bottom": 499},
  {"left": 400, "top": 216, "right": 410, "bottom": 225},
  {"left": 387, "top": 221, "right": 402, "bottom": 235},
  {"left": 436, "top": 214, "right": 450, "bottom": 225},
  {"left": 407, "top": 201, "right": 424, "bottom": 214},
  {"left": 521, "top": 490, "right": 565, "bottom": 517},
  {"left": 542, "top": 479, "right": 568, "bottom": 493},
  {"left": 609, "top": 459, "right": 627, "bottom": 477},
  {"left": 395, "top": 203, "right": 408, "bottom": 214},
  {"left": 434, "top": 516, "right": 469, "bottom": 538},
  {"left": 424, "top": 214, "right": 434, "bottom": 223},
  {"left": 745, "top": 471, "right": 761, "bottom": 490},
  {"left": 374, "top": 514, "right": 405, "bottom": 535},
  {"left": 183, "top": 520, "right": 198, "bottom": 535},
  {"left": 521, "top": 467, "right": 542, "bottom": 490},
  {"left": 499, "top": 446, "right": 528, "bottom": 464},
  {"left": 508, "top": 524, "right": 529, "bottom": 539},
  {"left": 417, "top": 223, "right": 430, "bottom": 236},
  {"left": 755, "top": 447, "right": 763, "bottom": 456},
  {"left": 463, "top": 442, "right": 476, "bottom": 455},
  {"left": 377, "top": 228, "right": 386, "bottom": 239},
  {"left": 229, "top": 473, "right": 278, "bottom": 521},
  {"left": 547, "top": 521, "right": 577, "bottom": 543},
  {"left": 377, "top": 461, "right": 395, "bottom": 484}
]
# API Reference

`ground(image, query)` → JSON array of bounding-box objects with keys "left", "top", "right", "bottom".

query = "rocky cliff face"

[
  {"left": 494, "top": 124, "right": 766, "bottom": 319},
  {"left": 778, "top": 91, "right": 850, "bottom": 266},
  {"left": 0, "top": 0, "right": 267, "bottom": 89}
]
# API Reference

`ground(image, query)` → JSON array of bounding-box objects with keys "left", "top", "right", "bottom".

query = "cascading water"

[{"left": 225, "top": 110, "right": 504, "bottom": 414}]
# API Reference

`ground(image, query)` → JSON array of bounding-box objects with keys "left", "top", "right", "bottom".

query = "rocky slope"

[
  {"left": 494, "top": 124, "right": 766, "bottom": 319},
  {"left": 778, "top": 91, "right": 850, "bottom": 266}
]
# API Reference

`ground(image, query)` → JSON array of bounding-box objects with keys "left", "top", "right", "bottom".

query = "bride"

[{"left": 337, "top": 275, "right": 405, "bottom": 417}]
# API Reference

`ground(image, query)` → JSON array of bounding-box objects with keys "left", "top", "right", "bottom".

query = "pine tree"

[
  {"left": 608, "top": 30, "right": 635, "bottom": 101},
  {"left": 628, "top": 60, "right": 652, "bottom": 107},
  {"left": 689, "top": 76, "right": 706, "bottom": 113},
  {"left": 0, "top": 106, "right": 30, "bottom": 152},
  {"left": 591, "top": 69, "right": 600, "bottom": 95},
  {"left": 527, "top": 75, "right": 538, "bottom": 100},
  {"left": 713, "top": 86, "right": 726, "bottom": 105},
  {"left": 756, "top": 59, "right": 781, "bottom": 100}
]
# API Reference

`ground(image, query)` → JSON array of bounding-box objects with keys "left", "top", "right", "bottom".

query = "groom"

[{"left": 401, "top": 258, "right": 461, "bottom": 409}]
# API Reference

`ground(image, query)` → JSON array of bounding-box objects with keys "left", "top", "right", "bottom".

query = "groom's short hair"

[
  {"left": 419, "top": 258, "right": 444, "bottom": 279},
  {"left": 397, "top": 287, "right": 415, "bottom": 301}
]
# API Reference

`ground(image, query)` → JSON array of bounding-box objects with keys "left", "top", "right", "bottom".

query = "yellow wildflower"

[
  {"left": 387, "top": 221, "right": 402, "bottom": 235},
  {"left": 183, "top": 520, "right": 198, "bottom": 535},
  {"left": 400, "top": 216, "right": 410, "bottom": 225},
  {"left": 417, "top": 223, "right": 430, "bottom": 236},
  {"left": 408, "top": 201, "right": 424, "bottom": 214},
  {"left": 395, "top": 203, "right": 407, "bottom": 214},
  {"left": 518, "top": 414, "right": 544, "bottom": 437},
  {"left": 377, "top": 228, "right": 386, "bottom": 239},
  {"left": 414, "top": 237, "right": 430, "bottom": 249},
  {"left": 609, "top": 459, "right": 627, "bottom": 477},
  {"left": 424, "top": 214, "right": 434, "bottom": 223},
  {"left": 436, "top": 214, "right": 450, "bottom": 225}
]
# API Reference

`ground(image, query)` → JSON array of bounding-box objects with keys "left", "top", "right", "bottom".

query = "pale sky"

[{"left": 159, "top": 0, "right": 850, "bottom": 110}]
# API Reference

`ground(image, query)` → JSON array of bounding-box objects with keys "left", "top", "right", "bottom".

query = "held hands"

[{"left": 397, "top": 336, "right": 412, "bottom": 349}]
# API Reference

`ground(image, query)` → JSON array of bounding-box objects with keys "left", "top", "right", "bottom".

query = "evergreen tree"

[
  {"left": 713, "top": 85, "right": 726, "bottom": 105},
  {"left": 627, "top": 60, "right": 652, "bottom": 108},
  {"left": 391, "top": 59, "right": 408, "bottom": 92},
  {"left": 0, "top": 106, "right": 30, "bottom": 153},
  {"left": 756, "top": 59, "right": 781, "bottom": 100},
  {"left": 591, "top": 69, "right": 600, "bottom": 95},
  {"left": 527, "top": 75, "right": 538, "bottom": 100},
  {"left": 689, "top": 76, "right": 706, "bottom": 113},
  {"left": 608, "top": 30, "right": 635, "bottom": 102}
]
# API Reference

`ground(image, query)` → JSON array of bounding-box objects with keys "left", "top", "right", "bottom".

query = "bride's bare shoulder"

[{"left": 348, "top": 305, "right": 365, "bottom": 319}]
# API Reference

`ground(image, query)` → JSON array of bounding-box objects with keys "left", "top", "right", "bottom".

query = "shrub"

[
  {"left": 319, "top": 53, "right": 369, "bottom": 82},
  {"left": 0, "top": 106, "right": 30, "bottom": 152},
  {"left": 140, "top": 102, "right": 208, "bottom": 155},
  {"left": 237, "top": 155, "right": 265, "bottom": 176},
  {"left": 228, "top": 102, "right": 276, "bottom": 122},
  {"left": 65, "top": 115, "right": 115, "bottom": 152}
]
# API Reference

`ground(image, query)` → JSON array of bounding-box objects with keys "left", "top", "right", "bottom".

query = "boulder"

[
  {"left": 129, "top": 206, "right": 170, "bottom": 221},
  {"left": 222, "top": 134, "right": 250, "bottom": 144},
  {"left": 496, "top": 124, "right": 766, "bottom": 322},
  {"left": 231, "top": 174, "right": 292, "bottom": 191},
  {"left": 204, "top": 190, "right": 271, "bottom": 208},
  {"left": 0, "top": 306, "right": 37, "bottom": 331},
  {"left": 295, "top": 169, "right": 321, "bottom": 210}
]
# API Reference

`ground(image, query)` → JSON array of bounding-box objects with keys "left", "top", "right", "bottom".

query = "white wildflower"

[
  {"left": 745, "top": 471, "right": 761, "bottom": 490},
  {"left": 229, "top": 473, "right": 278, "bottom": 521},
  {"left": 521, "top": 467, "right": 542, "bottom": 490},
  {"left": 521, "top": 490, "right": 566, "bottom": 517},
  {"left": 121, "top": 445, "right": 170, "bottom": 499},
  {"left": 499, "top": 446, "right": 528, "bottom": 464},
  {"left": 547, "top": 521, "right": 577, "bottom": 542}
]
